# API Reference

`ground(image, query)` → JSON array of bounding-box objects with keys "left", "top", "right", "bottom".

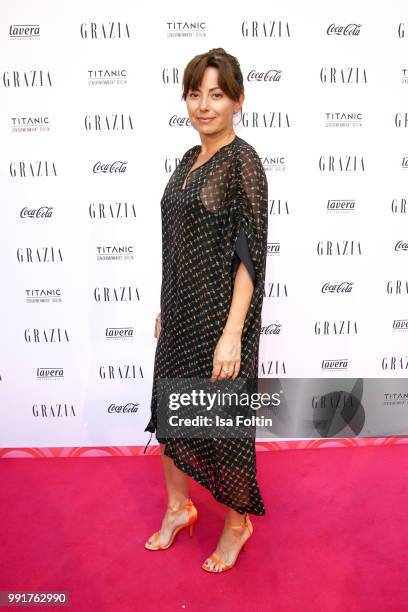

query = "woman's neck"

[{"left": 198, "top": 130, "right": 236, "bottom": 156}]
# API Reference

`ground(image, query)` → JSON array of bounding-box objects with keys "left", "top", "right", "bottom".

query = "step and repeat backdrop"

[{"left": 1, "top": 1, "right": 408, "bottom": 456}]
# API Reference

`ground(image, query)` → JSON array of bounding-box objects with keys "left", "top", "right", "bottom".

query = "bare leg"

[
  {"left": 160, "top": 443, "right": 190, "bottom": 505},
  {"left": 146, "top": 443, "right": 192, "bottom": 547},
  {"left": 202, "top": 507, "right": 252, "bottom": 572}
]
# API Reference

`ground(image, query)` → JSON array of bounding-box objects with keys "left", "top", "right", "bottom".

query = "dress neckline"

[{"left": 181, "top": 134, "right": 238, "bottom": 191}]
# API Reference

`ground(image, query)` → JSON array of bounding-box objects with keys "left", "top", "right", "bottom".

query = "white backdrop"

[{"left": 1, "top": 0, "right": 407, "bottom": 450}]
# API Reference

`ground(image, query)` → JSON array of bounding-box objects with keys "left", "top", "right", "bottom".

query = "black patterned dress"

[{"left": 143, "top": 134, "right": 268, "bottom": 516}]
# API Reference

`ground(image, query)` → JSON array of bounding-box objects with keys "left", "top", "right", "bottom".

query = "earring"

[{"left": 233, "top": 109, "right": 243, "bottom": 126}]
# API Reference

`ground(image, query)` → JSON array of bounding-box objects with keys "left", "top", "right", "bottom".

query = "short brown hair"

[{"left": 181, "top": 47, "right": 244, "bottom": 104}]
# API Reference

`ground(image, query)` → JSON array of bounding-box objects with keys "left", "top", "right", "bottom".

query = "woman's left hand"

[{"left": 211, "top": 331, "right": 242, "bottom": 380}]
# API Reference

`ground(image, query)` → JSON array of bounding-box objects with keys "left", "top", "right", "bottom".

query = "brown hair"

[{"left": 181, "top": 48, "right": 244, "bottom": 107}]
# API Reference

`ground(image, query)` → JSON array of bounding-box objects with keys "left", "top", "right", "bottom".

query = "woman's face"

[{"left": 186, "top": 66, "right": 243, "bottom": 137}]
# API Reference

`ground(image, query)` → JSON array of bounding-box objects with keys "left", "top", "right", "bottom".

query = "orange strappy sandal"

[
  {"left": 144, "top": 498, "right": 198, "bottom": 550},
  {"left": 201, "top": 513, "right": 253, "bottom": 573}
]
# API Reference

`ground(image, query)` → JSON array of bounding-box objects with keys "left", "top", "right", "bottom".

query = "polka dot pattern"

[{"left": 143, "top": 135, "right": 268, "bottom": 516}]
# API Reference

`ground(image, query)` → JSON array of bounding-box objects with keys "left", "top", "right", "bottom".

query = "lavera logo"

[
  {"left": 267, "top": 242, "right": 280, "bottom": 255},
  {"left": 393, "top": 320, "right": 408, "bottom": 330},
  {"left": 105, "top": 327, "right": 134, "bottom": 339},
  {"left": 247, "top": 69, "right": 282, "bottom": 82},
  {"left": 9, "top": 24, "right": 40, "bottom": 39},
  {"left": 326, "top": 200, "right": 356, "bottom": 212},
  {"left": 321, "top": 359, "right": 348, "bottom": 370},
  {"left": 327, "top": 23, "right": 362, "bottom": 35},
  {"left": 93, "top": 161, "right": 127, "bottom": 174},
  {"left": 36, "top": 368, "right": 64, "bottom": 380}
]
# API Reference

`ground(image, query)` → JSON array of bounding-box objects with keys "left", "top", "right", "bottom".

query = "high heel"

[
  {"left": 144, "top": 498, "right": 198, "bottom": 550},
  {"left": 201, "top": 512, "right": 253, "bottom": 573}
]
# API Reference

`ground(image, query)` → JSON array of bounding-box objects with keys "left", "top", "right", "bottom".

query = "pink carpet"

[{"left": 1, "top": 445, "right": 407, "bottom": 611}]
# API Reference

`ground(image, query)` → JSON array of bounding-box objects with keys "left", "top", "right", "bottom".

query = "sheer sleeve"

[{"left": 231, "top": 145, "right": 268, "bottom": 294}]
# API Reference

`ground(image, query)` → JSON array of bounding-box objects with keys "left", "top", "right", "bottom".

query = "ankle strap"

[{"left": 167, "top": 498, "right": 193, "bottom": 512}]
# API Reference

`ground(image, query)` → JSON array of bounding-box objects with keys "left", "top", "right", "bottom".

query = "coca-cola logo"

[
  {"left": 247, "top": 69, "right": 282, "bottom": 82},
  {"left": 321, "top": 282, "right": 354, "bottom": 293},
  {"left": 20, "top": 206, "right": 53, "bottom": 218},
  {"left": 93, "top": 161, "right": 127, "bottom": 173},
  {"left": 327, "top": 23, "right": 362, "bottom": 36},
  {"left": 261, "top": 323, "right": 281, "bottom": 334},
  {"left": 107, "top": 402, "right": 139, "bottom": 413},
  {"left": 169, "top": 115, "right": 191, "bottom": 127},
  {"left": 395, "top": 240, "right": 408, "bottom": 251}
]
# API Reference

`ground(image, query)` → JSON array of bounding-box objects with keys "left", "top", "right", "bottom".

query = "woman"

[{"left": 143, "top": 48, "right": 269, "bottom": 573}]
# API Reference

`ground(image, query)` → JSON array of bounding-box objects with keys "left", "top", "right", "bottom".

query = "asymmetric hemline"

[{"left": 143, "top": 135, "right": 269, "bottom": 516}]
